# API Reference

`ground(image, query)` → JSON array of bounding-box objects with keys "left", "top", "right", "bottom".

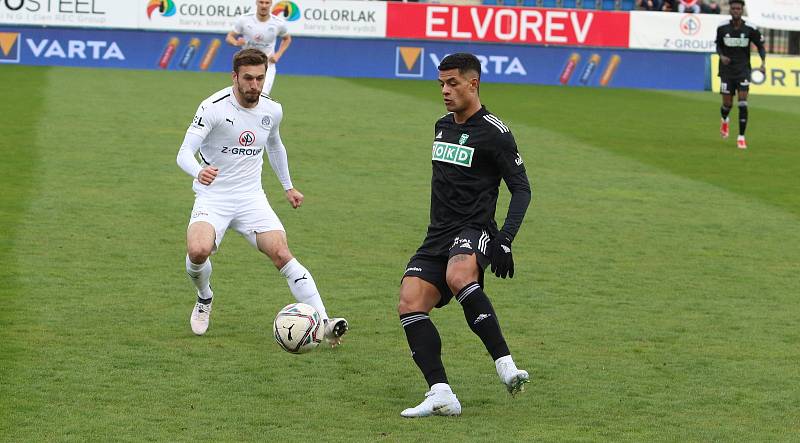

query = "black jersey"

[
  {"left": 715, "top": 19, "right": 765, "bottom": 79},
  {"left": 420, "top": 106, "right": 526, "bottom": 256}
]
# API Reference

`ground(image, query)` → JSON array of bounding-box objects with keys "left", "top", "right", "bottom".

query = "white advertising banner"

[
  {"left": 139, "top": 0, "right": 253, "bottom": 33},
  {"left": 0, "top": 0, "right": 139, "bottom": 29},
  {"left": 282, "top": 0, "right": 386, "bottom": 38},
  {"left": 746, "top": 0, "right": 800, "bottom": 31},
  {"left": 629, "top": 11, "right": 724, "bottom": 53},
  {"left": 138, "top": 0, "right": 387, "bottom": 38},
  {"left": 1, "top": 0, "right": 387, "bottom": 38}
]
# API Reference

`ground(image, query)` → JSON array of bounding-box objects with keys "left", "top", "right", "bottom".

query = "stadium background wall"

[{"left": 0, "top": 26, "right": 708, "bottom": 90}]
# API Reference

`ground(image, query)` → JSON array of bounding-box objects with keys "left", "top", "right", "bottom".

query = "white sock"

[
  {"left": 186, "top": 255, "right": 213, "bottom": 300},
  {"left": 279, "top": 258, "right": 329, "bottom": 320},
  {"left": 430, "top": 383, "right": 452, "bottom": 393},
  {"left": 495, "top": 355, "right": 517, "bottom": 377}
]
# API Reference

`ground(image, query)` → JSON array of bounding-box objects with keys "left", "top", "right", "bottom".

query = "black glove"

[{"left": 489, "top": 231, "right": 514, "bottom": 279}]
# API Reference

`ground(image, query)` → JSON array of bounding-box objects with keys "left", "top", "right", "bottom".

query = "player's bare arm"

[
  {"left": 269, "top": 35, "right": 292, "bottom": 64},
  {"left": 225, "top": 31, "right": 246, "bottom": 47}
]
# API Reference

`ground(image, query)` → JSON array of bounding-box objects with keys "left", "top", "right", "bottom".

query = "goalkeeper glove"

[{"left": 489, "top": 231, "right": 514, "bottom": 279}]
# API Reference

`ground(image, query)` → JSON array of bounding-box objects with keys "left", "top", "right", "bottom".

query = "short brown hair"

[{"left": 233, "top": 49, "right": 268, "bottom": 73}]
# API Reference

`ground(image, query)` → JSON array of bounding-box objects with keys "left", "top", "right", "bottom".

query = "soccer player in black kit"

[
  {"left": 716, "top": 0, "right": 765, "bottom": 149},
  {"left": 397, "top": 53, "right": 532, "bottom": 418}
]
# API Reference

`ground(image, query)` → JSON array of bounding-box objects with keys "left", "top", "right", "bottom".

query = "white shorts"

[{"left": 188, "top": 193, "right": 284, "bottom": 251}]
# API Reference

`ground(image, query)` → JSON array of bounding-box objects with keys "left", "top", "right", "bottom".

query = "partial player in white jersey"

[
  {"left": 176, "top": 49, "right": 347, "bottom": 345},
  {"left": 225, "top": 0, "right": 291, "bottom": 95}
]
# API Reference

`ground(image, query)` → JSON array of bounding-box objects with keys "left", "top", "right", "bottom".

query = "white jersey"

[
  {"left": 233, "top": 13, "right": 288, "bottom": 56},
  {"left": 186, "top": 87, "right": 285, "bottom": 197}
]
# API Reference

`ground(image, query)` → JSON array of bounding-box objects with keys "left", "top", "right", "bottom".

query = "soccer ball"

[
  {"left": 273, "top": 303, "right": 324, "bottom": 354},
  {"left": 750, "top": 69, "right": 765, "bottom": 84}
]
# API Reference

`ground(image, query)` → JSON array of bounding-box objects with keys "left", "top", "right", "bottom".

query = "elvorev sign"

[
  {"left": 628, "top": 11, "right": 724, "bottom": 52},
  {"left": 385, "top": 2, "right": 630, "bottom": 48},
  {"left": 711, "top": 54, "right": 800, "bottom": 96},
  {"left": 0, "top": 0, "right": 138, "bottom": 29},
  {"left": 138, "top": 0, "right": 387, "bottom": 38}
]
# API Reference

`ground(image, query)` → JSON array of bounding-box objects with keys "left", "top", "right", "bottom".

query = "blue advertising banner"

[{"left": 0, "top": 26, "right": 707, "bottom": 90}]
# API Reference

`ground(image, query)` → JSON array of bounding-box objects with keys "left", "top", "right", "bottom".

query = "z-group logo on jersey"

[{"left": 239, "top": 131, "right": 255, "bottom": 146}]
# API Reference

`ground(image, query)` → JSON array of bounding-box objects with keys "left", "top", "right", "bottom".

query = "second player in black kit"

[
  {"left": 715, "top": 0, "right": 765, "bottom": 149},
  {"left": 406, "top": 106, "right": 530, "bottom": 301},
  {"left": 397, "top": 53, "right": 532, "bottom": 418}
]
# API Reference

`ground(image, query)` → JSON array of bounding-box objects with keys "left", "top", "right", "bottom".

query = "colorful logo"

[
  {"left": 395, "top": 47, "right": 423, "bottom": 78},
  {"left": 239, "top": 131, "right": 255, "bottom": 146},
  {"left": 680, "top": 14, "right": 701, "bottom": 36},
  {"left": 147, "top": 0, "right": 177, "bottom": 19},
  {"left": 273, "top": 1, "right": 300, "bottom": 21},
  {"left": 0, "top": 32, "right": 20, "bottom": 64}
]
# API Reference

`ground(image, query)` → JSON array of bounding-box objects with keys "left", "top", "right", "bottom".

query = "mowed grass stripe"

[
  {"left": 0, "top": 65, "right": 49, "bottom": 436},
  {"left": 0, "top": 67, "right": 798, "bottom": 441}
]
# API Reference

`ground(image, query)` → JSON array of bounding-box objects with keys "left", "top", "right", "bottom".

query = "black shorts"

[
  {"left": 720, "top": 76, "right": 750, "bottom": 95},
  {"left": 402, "top": 228, "right": 491, "bottom": 308}
]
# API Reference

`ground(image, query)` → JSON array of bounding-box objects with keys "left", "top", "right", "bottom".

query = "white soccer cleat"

[
  {"left": 323, "top": 317, "right": 348, "bottom": 347},
  {"left": 190, "top": 301, "right": 212, "bottom": 336},
  {"left": 737, "top": 135, "right": 747, "bottom": 149},
  {"left": 496, "top": 356, "right": 530, "bottom": 396},
  {"left": 401, "top": 384, "right": 462, "bottom": 418}
]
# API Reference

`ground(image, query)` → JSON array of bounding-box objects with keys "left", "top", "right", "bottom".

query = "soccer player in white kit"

[
  {"left": 176, "top": 49, "right": 347, "bottom": 345},
  {"left": 225, "top": 0, "right": 291, "bottom": 95}
]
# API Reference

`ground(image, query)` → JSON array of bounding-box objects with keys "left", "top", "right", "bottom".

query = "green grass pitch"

[{"left": 1, "top": 65, "right": 798, "bottom": 441}]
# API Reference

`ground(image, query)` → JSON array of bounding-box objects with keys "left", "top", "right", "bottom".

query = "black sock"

[
  {"left": 738, "top": 102, "right": 748, "bottom": 136},
  {"left": 721, "top": 105, "right": 731, "bottom": 120},
  {"left": 400, "top": 312, "right": 447, "bottom": 387},
  {"left": 456, "top": 282, "right": 510, "bottom": 360}
]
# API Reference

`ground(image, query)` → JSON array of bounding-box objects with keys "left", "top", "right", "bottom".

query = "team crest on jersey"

[
  {"left": 432, "top": 141, "right": 474, "bottom": 167},
  {"left": 459, "top": 133, "right": 469, "bottom": 145},
  {"left": 239, "top": 131, "right": 255, "bottom": 146},
  {"left": 261, "top": 116, "right": 271, "bottom": 127}
]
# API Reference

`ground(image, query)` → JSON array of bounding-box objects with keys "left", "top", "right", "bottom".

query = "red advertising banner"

[{"left": 386, "top": 3, "right": 630, "bottom": 48}]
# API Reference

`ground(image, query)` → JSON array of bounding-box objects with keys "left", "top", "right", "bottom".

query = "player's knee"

[
  {"left": 187, "top": 245, "right": 212, "bottom": 264},
  {"left": 398, "top": 291, "right": 426, "bottom": 315},
  {"left": 268, "top": 247, "right": 294, "bottom": 269},
  {"left": 445, "top": 273, "right": 473, "bottom": 295},
  {"left": 397, "top": 296, "right": 413, "bottom": 315}
]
